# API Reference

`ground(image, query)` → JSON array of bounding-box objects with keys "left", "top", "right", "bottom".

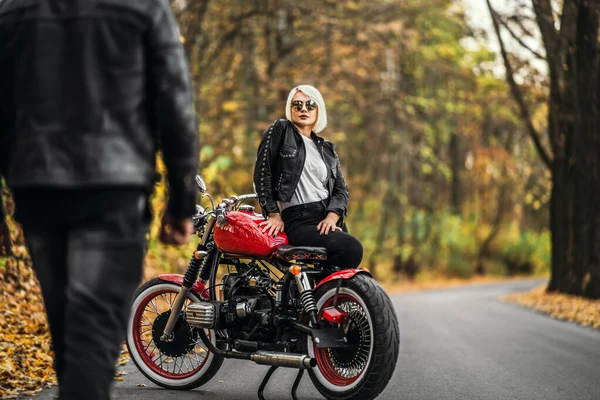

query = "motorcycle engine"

[{"left": 187, "top": 269, "right": 275, "bottom": 340}]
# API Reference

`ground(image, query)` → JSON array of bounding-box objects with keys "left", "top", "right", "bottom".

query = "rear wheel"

[
  {"left": 307, "top": 274, "right": 400, "bottom": 400},
  {"left": 126, "top": 278, "right": 223, "bottom": 390}
]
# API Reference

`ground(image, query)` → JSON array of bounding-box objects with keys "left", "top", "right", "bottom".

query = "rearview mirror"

[{"left": 195, "top": 175, "right": 207, "bottom": 193}]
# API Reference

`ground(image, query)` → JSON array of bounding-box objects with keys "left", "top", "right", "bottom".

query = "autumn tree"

[{"left": 487, "top": 0, "right": 600, "bottom": 298}]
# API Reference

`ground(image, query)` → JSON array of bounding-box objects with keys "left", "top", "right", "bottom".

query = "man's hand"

[
  {"left": 317, "top": 212, "right": 342, "bottom": 235},
  {"left": 159, "top": 214, "right": 194, "bottom": 245},
  {"left": 0, "top": 220, "right": 13, "bottom": 256},
  {"left": 259, "top": 213, "right": 285, "bottom": 237}
]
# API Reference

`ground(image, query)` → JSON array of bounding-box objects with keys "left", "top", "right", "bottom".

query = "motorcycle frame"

[
  {"left": 159, "top": 186, "right": 372, "bottom": 344},
  {"left": 159, "top": 244, "right": 371, "bottom": 344}
]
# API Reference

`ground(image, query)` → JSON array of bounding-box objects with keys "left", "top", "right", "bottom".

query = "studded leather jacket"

[
  {"left": 253, "top": 119, "right": 349, "bottom": 219},
  {"left": 0, "top": 0, "right": 198, "bottom": 220}
]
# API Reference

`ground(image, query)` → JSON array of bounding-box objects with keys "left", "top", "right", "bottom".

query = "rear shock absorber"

[{"left": 291, "top": 267, "right": 319, "bottom": 327}]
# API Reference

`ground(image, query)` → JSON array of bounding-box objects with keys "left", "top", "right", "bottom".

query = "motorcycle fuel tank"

[{"left": 214, "top": 211, "right": 288, "bottom": 258}]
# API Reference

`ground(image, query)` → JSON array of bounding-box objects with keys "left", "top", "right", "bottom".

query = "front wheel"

[
  {"left": 126, "top": 278, "right": 223, "bottom": 390},
  {"left": 307, "top": 274, "right": 400, "bottom": 400}
]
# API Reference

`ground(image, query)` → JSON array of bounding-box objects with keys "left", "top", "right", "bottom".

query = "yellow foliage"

[
  {"left": 222, "top": 100, "right": 241, "bottom": 113},
  {"left": 0, "top": 257, "right": 57, "bottom": 399}
]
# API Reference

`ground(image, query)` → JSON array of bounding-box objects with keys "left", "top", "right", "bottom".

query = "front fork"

[
  {"left": 160, "top": 250, "right": 208, "bottom": 342},
  {"left": 160, "top": 219, "right": 216, "bottom": 342}
]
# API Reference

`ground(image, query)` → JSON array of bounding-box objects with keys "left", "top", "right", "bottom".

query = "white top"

[{"left": 280, "top": 134, "right": 329, "bottom": 210}]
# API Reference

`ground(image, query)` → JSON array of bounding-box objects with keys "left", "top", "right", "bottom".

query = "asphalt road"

[{"left": 31, "top": 279, "right": 600, "bottom": 400}]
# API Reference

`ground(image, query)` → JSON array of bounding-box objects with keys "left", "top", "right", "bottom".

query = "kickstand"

[
  {"left": 258, "top": 365, "right": 278, "bottom": 400},
  {"left": 291, "top": 369, "right": 304, "bottom": 400}
]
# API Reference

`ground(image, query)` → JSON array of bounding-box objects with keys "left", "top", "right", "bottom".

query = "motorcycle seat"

[{"left": 274, "top": 245, "right": 328, "bottom": 262}]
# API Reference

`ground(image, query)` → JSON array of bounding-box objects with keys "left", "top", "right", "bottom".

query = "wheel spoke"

[
  {"left": 160, "top": 293, "right": 171, "bottom": 308},
  {"left": 179, "top": 357, "right": 186, "bottom": 374},
  {"left": 175, "top": 357, "right": 181, "bottom": 374},
  {"left": 173, "top": 357, "right": 180, "bottom": 374},
  {"left": 132, "top": 287, "right": 213, "bottom": 379},
  {"left": 141, "top": 314, "right": 154, "bottom": 327},
  {"left": 316, "top": 295, "right": 373, "bottom": 383},
  {"left": 140, "top": 327, "right": 152, "bottom": 335},
  {"left": 182, "top": 356, "right": 191, "bottom": 373},
  {"left": 182, "top": 356, "right": 191, "bottom": 372},
  {"left": 147, "top": 298, "right": 161, "bottom": 315}
]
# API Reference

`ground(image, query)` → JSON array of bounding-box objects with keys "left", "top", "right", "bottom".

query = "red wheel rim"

[
  {"left": 314, "top": 293, "right": 372, "bottom": 386},
  {"left": 132, "top": 288, "right": 211, "bottom": 379}
]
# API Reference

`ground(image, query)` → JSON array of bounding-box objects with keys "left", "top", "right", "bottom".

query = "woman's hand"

[
  {"left": 317, "top": 212, "right": 342, "bottom": 235},
  {"left": 259, "top": 213, "right": 285, "bottom": 237}
]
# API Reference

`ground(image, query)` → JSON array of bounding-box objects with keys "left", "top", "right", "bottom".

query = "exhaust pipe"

[
  {"left": 196, "top": 330, "right": 315, "bottom": 369},
  {"left": 251, "top": 351, "right": 316, "bottom": 369}
]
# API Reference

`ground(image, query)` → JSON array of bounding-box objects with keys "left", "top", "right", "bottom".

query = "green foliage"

[
  {"left": 358, "top": 206, "right": 550, "bottom": 280},
  {"left": 496, "top": 230, "right": 551, "bottom": 276}
]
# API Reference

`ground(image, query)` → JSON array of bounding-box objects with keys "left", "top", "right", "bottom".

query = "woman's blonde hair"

[{"left": 285, "top": 85, "right": 328, "bottom": 133}]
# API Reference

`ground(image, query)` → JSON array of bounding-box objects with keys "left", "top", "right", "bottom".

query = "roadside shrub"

[{"left": 499, "top": 230, "right": 550, "bottom": 276}]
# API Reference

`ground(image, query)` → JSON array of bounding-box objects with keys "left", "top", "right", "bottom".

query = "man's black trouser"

[
  {"left": 13, "top": 188, "right": 149, "bottom": 400},
  {"left": 281, "top": 201, "right": 363, "bottom": 269}
]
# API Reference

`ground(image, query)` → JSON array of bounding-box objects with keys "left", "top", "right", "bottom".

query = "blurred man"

[{"left": 0, "top": 0, "right": 198, "bottom": 398}]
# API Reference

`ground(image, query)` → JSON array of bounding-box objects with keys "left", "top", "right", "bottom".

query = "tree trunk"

[
  {"left": 575, "top": 0, "right": 600, "bottom": 298},
  {"left": 490, "top": 0, "right": 600, "bottom": 298},
  {"left": 449, "top": 132, "right": 461, "bottom": 214},
  {"left": 547, "top": 0, "right": 600, "bottom": 298}
]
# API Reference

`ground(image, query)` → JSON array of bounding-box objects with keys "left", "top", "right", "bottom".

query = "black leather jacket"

[
  {"left": 254, "top": 119, "right": 349, "bottom": 218},
  {"left": 0, "top": 0, "right": 198, "bottom": 219}
]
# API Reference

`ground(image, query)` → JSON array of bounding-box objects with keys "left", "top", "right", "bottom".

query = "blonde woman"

[{"left": 253, "top": 85, "right": 362, "bottom": 268}]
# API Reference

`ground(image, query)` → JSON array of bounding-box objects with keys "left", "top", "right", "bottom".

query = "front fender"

[
  {"left": 314, "top": 268, "right": 372, "bottom": 290},
  {"left": 158, "top": 274, "right": 209, "bottom": 299}
]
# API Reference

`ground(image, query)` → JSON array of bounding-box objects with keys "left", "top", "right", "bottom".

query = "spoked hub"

[
  {"left": 314, "top": 293, "right": 372, "bottom": 386},
  {"left": 151, "top": 311, "right": 197, "bottom": 357},
  {"left": 132, "top": 289, "right": 211, "bottom": 380}
]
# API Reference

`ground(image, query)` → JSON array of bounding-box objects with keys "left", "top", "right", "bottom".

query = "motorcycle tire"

[
  {"left": 307, "top": 274, "right": 400, "bottom": 400},
  {"left": 126, "top": 278, "right": 224, "bottom": 390}
]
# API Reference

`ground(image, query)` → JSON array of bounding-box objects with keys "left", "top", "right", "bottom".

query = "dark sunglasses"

[{"left": 291, "top": 99, "right": 318, "bottom": 112}]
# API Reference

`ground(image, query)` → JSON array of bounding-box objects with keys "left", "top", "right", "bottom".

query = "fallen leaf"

[{"left": 504, "top": 285, "right": 600, "bottom": 329}]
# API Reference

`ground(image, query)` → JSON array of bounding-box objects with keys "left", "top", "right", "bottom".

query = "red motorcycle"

[{"left": 126, "top": 175, "right": 400, "bottom": 400}]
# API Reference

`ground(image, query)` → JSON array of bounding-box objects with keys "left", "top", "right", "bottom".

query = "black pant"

[
  {"left": 281, "top": 201, "right": 363, "bottom": 268},
  {"left": 13, "top": 188, "right": 149, "bottom": 400}
]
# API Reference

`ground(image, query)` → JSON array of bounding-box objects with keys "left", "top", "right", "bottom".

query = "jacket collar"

[
  {"left": 287, "top": 120, "right": 324, "bottom": 145},
  {"left": 311, "top": 131, "right": 325, "bottom": 145}
]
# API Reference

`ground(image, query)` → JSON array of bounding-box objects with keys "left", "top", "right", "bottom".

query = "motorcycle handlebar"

[
  {"left": 213, "top": 194, "right": 257, "bottom": 225},
  {"left": 220, "top": 193, "right": 257, "bottom": 210},
  {"left": 237, "top": 193, "right": 257, "bottom": 201}
]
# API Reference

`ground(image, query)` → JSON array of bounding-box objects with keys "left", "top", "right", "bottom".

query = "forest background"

[
  {"left": 0, "top": 0, "right": 554, "bottom": 284},
  {"left": 144, "top": 0, "right": 552, "bottom": 282}
]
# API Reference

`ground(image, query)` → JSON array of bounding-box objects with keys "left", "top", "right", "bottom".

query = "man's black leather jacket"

[
  {"left": 253, "top": 119, "right": 349, "bottom": 218},
  {"left": 0, "top": 0, "right": 198, "bottom": 220}
]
